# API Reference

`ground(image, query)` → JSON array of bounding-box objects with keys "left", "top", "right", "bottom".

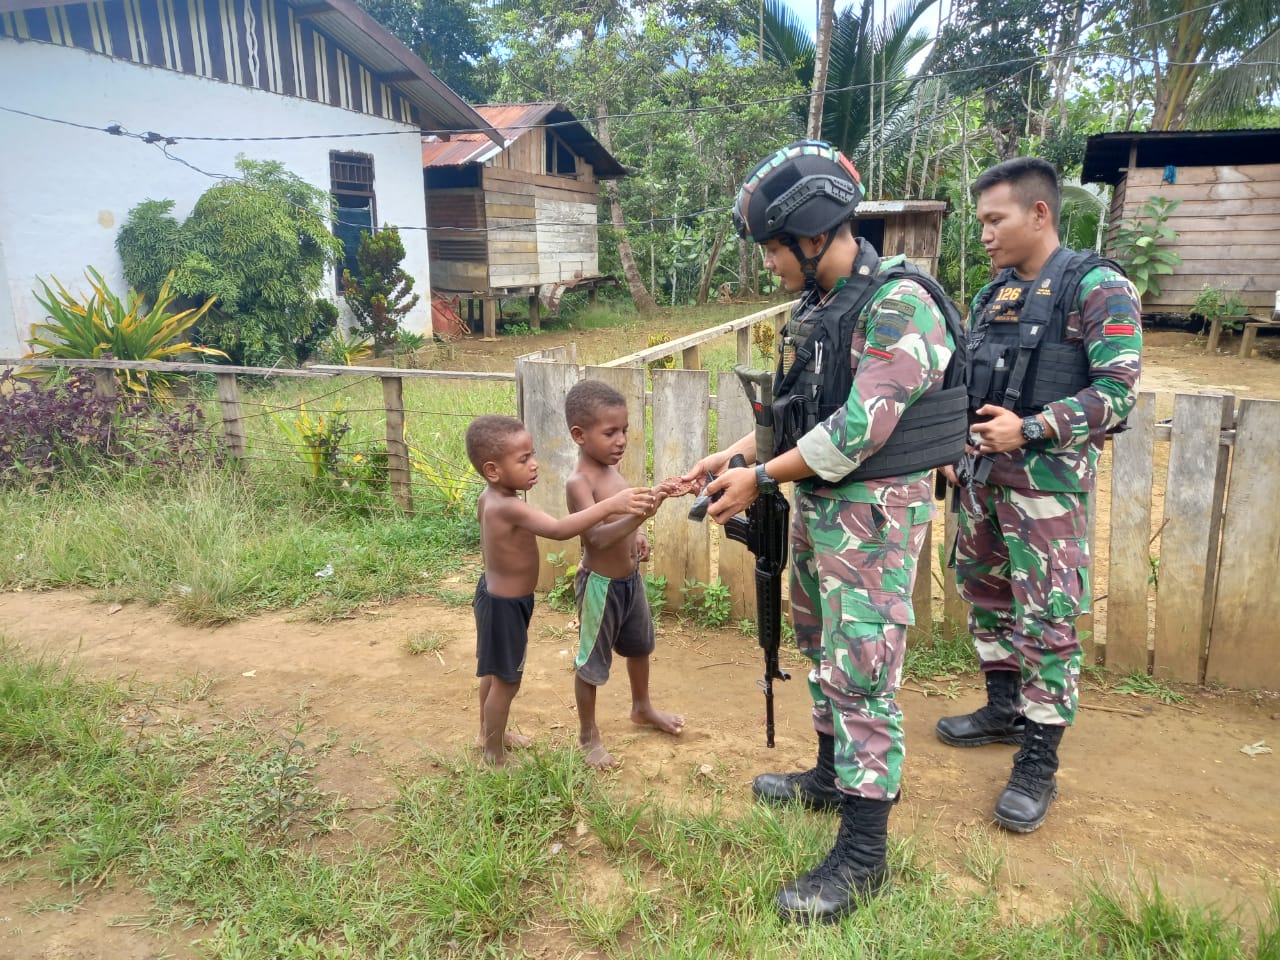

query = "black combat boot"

[
  {"left": 776, "top": 794, "right": 892, "bottom": 924},
  {"left": 752, "top": 732, "right": 841, "bottom": 812},
  {"left": 993, "top": 720, "right": 1065, "bottom": 833},
  {"left": 935, "top": 670, "right": 1026, "bottom": 747}
]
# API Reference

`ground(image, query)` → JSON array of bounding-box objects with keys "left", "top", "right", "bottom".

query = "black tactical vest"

[
  {"left": 771, "top": 240, "right": 969, "bottom": 482},
  {"left": 967, "top": 247, "right": 1123, "bottom": 416}
]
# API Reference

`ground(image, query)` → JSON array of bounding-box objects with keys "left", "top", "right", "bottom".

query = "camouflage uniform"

[
  {"left": 956, "top": 263, "right": 1142, "bottom": 725},
  {"left": 787, "top": 256, "right": 954, "bottom": 801}
]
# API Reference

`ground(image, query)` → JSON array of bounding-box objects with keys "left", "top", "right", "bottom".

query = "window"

[
  {"left": 545, "top": 131, "right": 576, "bottom": 176},
  {"left": 331, "top": 152, "right": 376, "bottom": 287}
]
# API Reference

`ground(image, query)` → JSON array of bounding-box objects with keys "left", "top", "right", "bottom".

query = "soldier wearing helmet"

[{"left": 681, "top": 140, "right": 966, "bottom": 924}]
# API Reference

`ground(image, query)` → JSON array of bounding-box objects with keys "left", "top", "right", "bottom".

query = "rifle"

[{"left": 688, "top": 365, "right": 791, "bottom": 747}]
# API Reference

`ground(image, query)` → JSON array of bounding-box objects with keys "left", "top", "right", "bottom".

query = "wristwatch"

[
  {"left": 1020, "top": 416, "right": 1048, "bottom": 443},
  {"left": 754, "top": 463, "right": 778, "bottom": 494}
]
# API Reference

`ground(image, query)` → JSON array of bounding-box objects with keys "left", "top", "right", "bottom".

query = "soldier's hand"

[
  {"left": 969, "top": 404, "right": 1024, "bottom": 454},
  {"left": 704, "top": 466, "right": 758, "bottom": 524}
]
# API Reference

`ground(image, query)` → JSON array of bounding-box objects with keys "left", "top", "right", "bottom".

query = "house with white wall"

[{"left": 0, "top": 0, "right": 500, "bottom": 358}]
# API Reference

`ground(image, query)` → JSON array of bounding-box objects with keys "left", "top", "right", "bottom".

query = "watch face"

[{"left": 1022, "top": 417, "right": 1045, "bottom": 441}]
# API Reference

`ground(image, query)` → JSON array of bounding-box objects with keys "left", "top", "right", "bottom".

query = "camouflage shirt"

[
  {"left": 969, "top": 263, "right": 1142, "bottom": 493},
  {"left": 794, "top": 254, "right": 956, "bottom": 507}
]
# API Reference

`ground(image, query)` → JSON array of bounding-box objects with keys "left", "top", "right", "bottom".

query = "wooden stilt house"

[{"left": 422, "top": 103, "right": 627, "bottom": 337}]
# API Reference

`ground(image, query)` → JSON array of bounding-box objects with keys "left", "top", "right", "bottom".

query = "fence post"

[
  {"left": 215, "top": 372, "right": 247, "bottom": 459},
  {"left": 381, "top": 375, "right": 413, "bottom": 513},
  {"left": 1106, "top": 392, "right": 1155, "bottom": 674},
  {"left": 92, "top": 369, "right": 116, "bottom": 401},
  {"left": 682, "top": 344, "right": 701, "bottom": 370},
  {"left": 737, "top": 326, "right": 751, "bottom": 366}
]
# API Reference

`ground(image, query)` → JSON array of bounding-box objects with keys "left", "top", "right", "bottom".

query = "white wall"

[{"left": 0, "top": 38, "right": 433, "bottom": 359}]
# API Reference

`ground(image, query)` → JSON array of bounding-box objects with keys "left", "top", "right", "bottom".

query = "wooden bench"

[{"left": 1240, "top": 320, "right": 1280, "bottom": 358}]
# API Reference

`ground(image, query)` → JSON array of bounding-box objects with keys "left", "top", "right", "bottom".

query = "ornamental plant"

[
  {"left": 1109, "top": 196, "right": 1182, "bottom": 301},
  {"left": 27, "top": 268, "right": 223, "bottom": 397},
  {"left": 340, "top": 226, "right": 420, "bottom": 354}
]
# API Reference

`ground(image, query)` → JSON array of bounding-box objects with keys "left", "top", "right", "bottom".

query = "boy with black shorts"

[
  {"left": 564, "top": 381, "right": 685, "bottom": 769},
  {"left": 465, "top": 414, "right": 653, "bottom": 766}
]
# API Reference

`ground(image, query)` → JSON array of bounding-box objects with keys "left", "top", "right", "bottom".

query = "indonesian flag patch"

[{"left": 1103, "top": 322, "right": 1137, "bottom": 337}]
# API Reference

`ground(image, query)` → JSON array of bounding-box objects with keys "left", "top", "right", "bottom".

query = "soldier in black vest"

[
  {"left": 680, "top": 140, "right": 966, "bottom": 924},
  {"left": 938, "top": 157, "right": 1142, "bottom": 833}
]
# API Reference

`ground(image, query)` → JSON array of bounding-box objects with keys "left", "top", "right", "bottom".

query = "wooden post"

[
  {"left": 216, "top": 372, "right": 247, "bottom": 459},
  {"left": 482, "top": 298, "right": 497, "bottom": 340},
  {"left": 381, "top": 376, "right": 412, "bottom": 513},
  {"left": 1205, "top": 315, "right": 1223, "bottom": 354},
  {"left": 1205, "top": 398, "right": 1280, "bottom": 689},
  {"left": 92, "top": 369, "right": 116, "bottom": 401},
  {"left": 715, "top": 371, "right": 757, "bottom": 620},
  {"left": 682, "top": 344, "right": 701, "bottom": 370},
  {"left": 1151, "top": 393, "right": 1232, "bottom": 682},
  {"left": 737, "top": 326, "right": 751, "bottom": 367},
  {"left": 651, "top": 368, "right": 711, "bottom": 610},
  {"left": 528, "top": 293, "right": 541, "bottom": 332},
  {"left": 1106, "top": 392, "right": 1155, "bottom": 674}
]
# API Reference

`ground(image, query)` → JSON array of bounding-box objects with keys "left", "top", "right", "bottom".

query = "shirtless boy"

[
  {"left": 465, "top": 414, "right": 653, "bottom": 767},
  {"left": 564, "top": 380, "right": 685, "bottom": 769}
]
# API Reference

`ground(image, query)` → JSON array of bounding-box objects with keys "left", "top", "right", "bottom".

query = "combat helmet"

[{"left": 732, "top": 140, "right": 864, "bottom": 287}]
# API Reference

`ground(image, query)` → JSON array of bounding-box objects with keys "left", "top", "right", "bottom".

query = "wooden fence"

[
  {"left": 7, "top": 312, "right": 1279, "bottom": 690},
  {"left": 518, "top": 351, "right": 1280, "bottom": 690}
]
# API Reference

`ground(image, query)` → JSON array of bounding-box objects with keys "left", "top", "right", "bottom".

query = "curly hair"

[
  {"left": 464, "top": 414, "right": 527, "bottom": 473},
  {"left": 564, "top": 379, "right": 627, "bottom": 431}
]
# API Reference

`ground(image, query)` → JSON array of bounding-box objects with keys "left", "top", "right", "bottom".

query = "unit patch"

[
  {"left": 1103, "top": 323, "right": 1137, "bottom": 338},
  {"left": 869, "top": 301, "right": 910, "bottom": 347}
]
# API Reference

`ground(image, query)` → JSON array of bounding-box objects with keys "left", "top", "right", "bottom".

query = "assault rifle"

[{"left": 688, "top": 366, "right": 791, "bottom": 747}]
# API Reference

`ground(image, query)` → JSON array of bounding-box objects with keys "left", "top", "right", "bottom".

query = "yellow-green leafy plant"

[
  {"left": 646, "top": 332, "right": 676, "bottom": 371},
  {"left": 752, "top": 322, "right": 776, "bottom": 363},
  {"left": 319, "top": 327, "right": 374, "bottom": 366},
  {"left": 28, "top": 268, "right": 224, "bottom": 397},
  {"left": 271, "top": 399, "right": 351, "bottom": 482}
]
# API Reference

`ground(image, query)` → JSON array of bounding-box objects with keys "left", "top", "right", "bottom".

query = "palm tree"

[
  {"left": 1132, "top": 0, "right": 1280, "bottom": 129},
  {"left": 747, "top": 0, "right": 935, "bottom": 175}
]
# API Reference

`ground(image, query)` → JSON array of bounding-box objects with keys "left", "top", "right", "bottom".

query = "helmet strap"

[{"left": 784, "top": 230, "right": 839, "bottom": 293}]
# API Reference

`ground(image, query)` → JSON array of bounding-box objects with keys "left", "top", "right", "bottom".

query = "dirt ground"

[{"left": 3, "top": 321, "right": 1280, "bottom": 959}]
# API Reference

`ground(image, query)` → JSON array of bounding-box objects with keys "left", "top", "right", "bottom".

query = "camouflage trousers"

[
  {"left": 954, "top": 482, "right": 1090, "bottom": 726},
  {"left": 790, "top": 490, "right": 932, "bottom": 801}
]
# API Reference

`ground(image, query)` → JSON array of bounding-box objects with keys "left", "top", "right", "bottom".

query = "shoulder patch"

[
  {"left": 1103, "top": 322, "right": 1137, "bottom": 338},
  {"left": 869, "top": 305, "right": 909, "bottom": 347}
]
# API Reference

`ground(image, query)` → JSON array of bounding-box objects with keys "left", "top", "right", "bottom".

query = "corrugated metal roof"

[
  {"left": 1082, "top": 128, "right": 1280, "bottom": 185},
  {"left": 17, "top": 0, "right": 503, "bottom": 143},
  {"left": 422, "top": 103, "right": 628, "bottom": 179}
]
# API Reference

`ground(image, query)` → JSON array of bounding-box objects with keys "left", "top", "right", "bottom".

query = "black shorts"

[
  {"left": 573, "top": 566, "right": 655, "bottom": 686},
  {"left": 473, "top": 574, "right": 534, "bottom": 684}
]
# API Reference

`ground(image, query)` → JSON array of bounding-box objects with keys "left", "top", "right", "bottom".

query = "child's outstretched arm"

[
  {"left": 499, "top": 486, "right": 651, "bottom": 541},
  {"left": 566, "top": 477, "right": 663, "bottom": 550}
]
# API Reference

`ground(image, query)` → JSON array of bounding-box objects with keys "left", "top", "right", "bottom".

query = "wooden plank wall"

[
  {"left": 482, "top": 166, "right": 602, "bottom": 290},
  {"left": 651, "top": 369, "right": 712, "bottom": 610},
  {"left": 1114, "top": 164, "right": 1280, "bottom": 313},
  {"left": 879, "top": 211, "right": 944, "bottom": 277}
]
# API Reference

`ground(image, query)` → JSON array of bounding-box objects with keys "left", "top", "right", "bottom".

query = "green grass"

[
  {"left": 0, "top": 466, "right": 479, "bottom": 624},
  {"left": 2, "top": 646, "right": 1276, "bottom": 959}
]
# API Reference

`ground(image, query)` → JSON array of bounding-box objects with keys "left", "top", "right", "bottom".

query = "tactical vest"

[
  {"left": 967, "top": 247, "right": 1124, "bottom": 417},
  {"left": 771, "top": 239, "right": 969, "bottom": 482}
]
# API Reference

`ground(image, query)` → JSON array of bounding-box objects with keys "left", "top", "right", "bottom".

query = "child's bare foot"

[
  {"left": 579, "top": 738, "right": 620, "bottom": 770},
  {"left": 631, "top": 704, "right": 685, "bottom": 735},
  {"left": 482, "top": 748, "right": 505, "bottom": 768},
  {"left": 476, "top": 731, "right": 532, "bottom": 750}
]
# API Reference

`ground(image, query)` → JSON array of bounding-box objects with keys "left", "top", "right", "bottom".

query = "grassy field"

[{"left": 2, "top": 648, "right": 1276, "bottom": 959}]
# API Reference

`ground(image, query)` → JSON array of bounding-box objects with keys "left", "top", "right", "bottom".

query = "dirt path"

[{"left": 1, "top": 589, "right": 1278, "bottom": 958}]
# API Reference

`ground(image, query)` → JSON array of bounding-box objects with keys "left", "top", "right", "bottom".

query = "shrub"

[
  {"left": 1191, "top": 284, "right": 1249, "bottom": 335},
  {"left": 28, "top": 268, "right": 223, "bottom": 397},
  {"left": 1109, "top": 196, "right": 1182, "bottom": 301},
  {"left": 116, "top": 157, "right": 345, "bottom": 367},
  {"left": 340, "top": 227, "right": 420, "bottom": 354},
  {"left": 0, "top": 369, "right": 221, "bottom": 486}
]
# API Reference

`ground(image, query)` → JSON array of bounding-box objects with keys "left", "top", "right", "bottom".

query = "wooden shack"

[
  {"left": 422, "top": 103, "right": 626, "bottom": 337},
  {"left": 850, "top": 199, "right": 947, "bottom": 277},
  {"left": 1082, "top": 128, "right": 1280, "bottom": 315}
]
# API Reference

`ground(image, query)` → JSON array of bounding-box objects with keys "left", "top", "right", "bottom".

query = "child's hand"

[
  {"left": 658, "top": 476, "right": 697, "bottom": 498},
  {"left": 634, "top": 531, "right": 651, "bottom": 562},
  {"left": 609, "top": 486, "right": 656, "bottom": 516}
]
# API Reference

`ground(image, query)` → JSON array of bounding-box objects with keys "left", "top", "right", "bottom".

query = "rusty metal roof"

[{"left": 422, "top": 103, "right": 627, "bottom": 178}]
